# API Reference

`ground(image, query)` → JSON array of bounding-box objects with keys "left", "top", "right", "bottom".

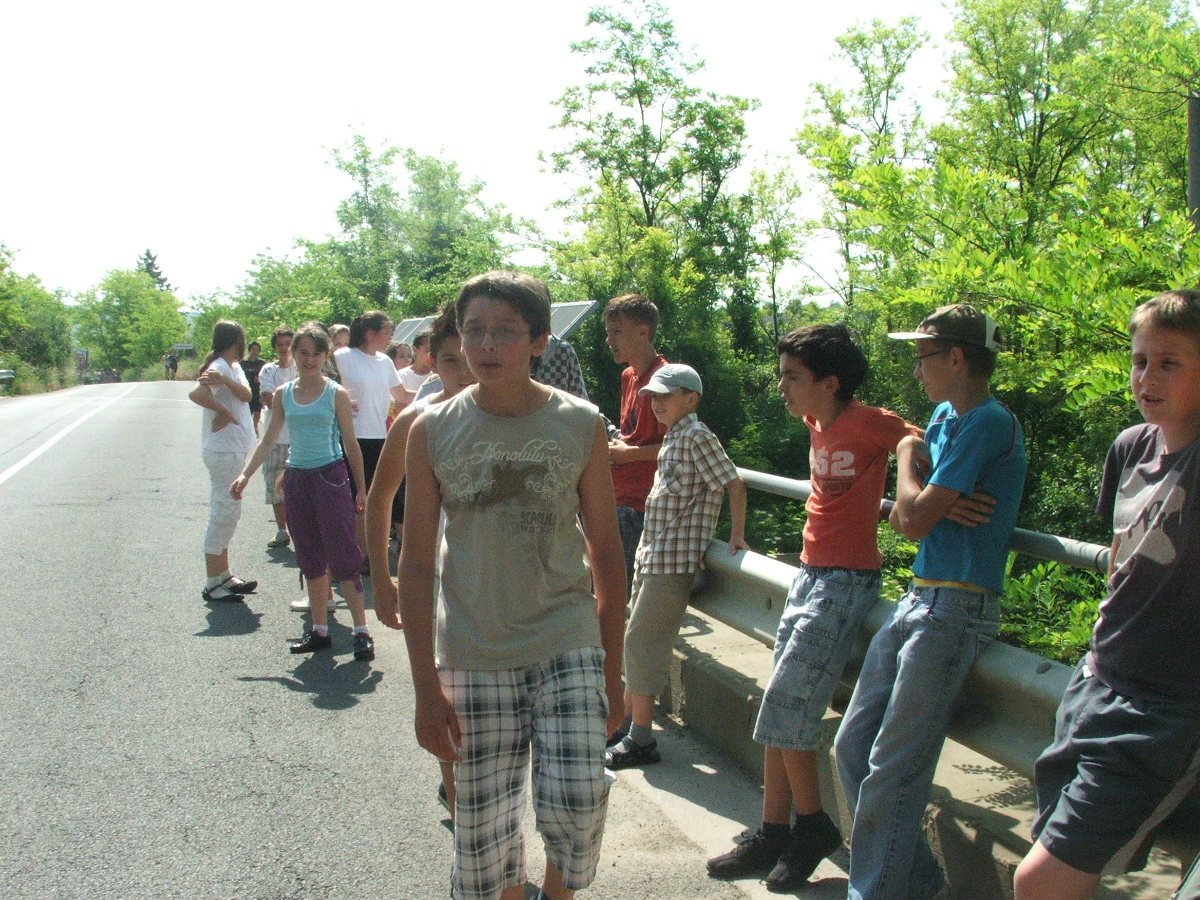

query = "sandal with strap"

[
  {"left": 222, "top": 575, "right": 258, "bottom": 595},
  {"left": 202, "top": 583, "right": 243, "bottom": 603}
]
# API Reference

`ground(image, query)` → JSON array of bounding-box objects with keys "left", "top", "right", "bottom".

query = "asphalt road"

[{"left": 0, "top": 381, "right": 850, "bottom": 900}]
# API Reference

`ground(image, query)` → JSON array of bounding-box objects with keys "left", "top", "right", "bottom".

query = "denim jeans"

[
  {"left": 754, "top": 565, "right": 881, "bottom": 751},
  {"left": 615, "top": 505, "right": 645, "bottom": 592},
  {"left": 834, "top": 583, "right": 1000, "bottom": 900}
]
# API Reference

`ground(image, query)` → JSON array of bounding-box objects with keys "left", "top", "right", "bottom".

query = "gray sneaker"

[{"left": 290, "top": 595, "right": 336, "bottom": 612}]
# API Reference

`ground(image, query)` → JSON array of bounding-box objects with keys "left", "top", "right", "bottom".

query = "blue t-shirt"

[
  {"left": 913, "top": 397, "right": 1026, "bottom": 593},
  {"left": 282, "top": 379, "right": 343, "bottom": 470}
]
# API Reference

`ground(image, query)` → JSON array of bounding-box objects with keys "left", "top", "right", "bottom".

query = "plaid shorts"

[
  {"left": 263, "top": 442, "right": 288, "bottom": 504},
  {"left": 440, "top": 647, "right": 611, "bottom": 899}
]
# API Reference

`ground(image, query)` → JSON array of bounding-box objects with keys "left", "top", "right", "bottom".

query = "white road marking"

[{"left": 0, "top": 384, "right": 139, "bottom": 488}]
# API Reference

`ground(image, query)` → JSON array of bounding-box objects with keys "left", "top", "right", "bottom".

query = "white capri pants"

[{"left": 203, "top": 449, "right": 246, "bottom": 555}]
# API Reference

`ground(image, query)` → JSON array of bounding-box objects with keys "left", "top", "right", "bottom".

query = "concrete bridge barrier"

[{"left": 656, "top": 469, "right": 1198, "bottom": 899}]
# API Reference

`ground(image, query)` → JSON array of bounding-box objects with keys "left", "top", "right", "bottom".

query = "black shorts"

[
  {"left": 354, "top": 437, "right": 403, "bottom": 524},
  {"left": 1032, "top": 659, "right": 1200, "bottom": 874}
]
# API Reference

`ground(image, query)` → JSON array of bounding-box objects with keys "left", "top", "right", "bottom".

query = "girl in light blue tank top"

[
  {"left": 281, "top": 379, "right": 342, "bottom": 469},
  {"left": 231, "top": 323, "right": 376, "bottom": 661}
]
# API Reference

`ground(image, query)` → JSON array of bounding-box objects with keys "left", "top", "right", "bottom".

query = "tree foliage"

[
  {"left": 550, "top": 0, "right": 762, "bottom": 444},
  {"left": 226, "top": 136, "right": 519, "bottom": 344},
  {"left": 75, "top": 269, "right": 186, "bottom": 371},
  {"left": 137, "top": 249, "right": 174, "bottom": 292},
  {"left": 0, "top": 246, "right": 73, "bottom": 370}
]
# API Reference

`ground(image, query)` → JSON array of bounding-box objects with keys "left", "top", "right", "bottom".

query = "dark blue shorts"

[{"left": 1032, "top": 659, "right": 1200, "bottom": 874}]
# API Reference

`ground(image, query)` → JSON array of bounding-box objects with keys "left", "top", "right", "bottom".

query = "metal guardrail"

[{"left": 690, "top": 467, "right": 1111, "bottom": 781}]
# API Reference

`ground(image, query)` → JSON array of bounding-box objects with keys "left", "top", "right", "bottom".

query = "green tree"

[
  {"left": 137, "top": 249, "right": 174, "bottom": 292},
  {"left": 316, "top": 134, "right": 403, "bottom": 319},
  {"left": 550, "top": 0, "right": 760, "bottom": 439},
  {"left": 75, "top": 269, "right": 186, "bottom": 371},
  {"left": 252, "top": 137, "right": 518, "bottom": 326},
  {"left": 0, "top": 247, "right": 73, "bottom": 369},
  {"left": 792, "top": 0, "right": 1200, "bottom": 541},
  {"left": 0, "top": 247, "right": 30, "bottom": 358},
  {"left": 393, "top": 150, "right": 514, "bottom": 314},
  {"left": 749, "top": 165, "right": 807, "bottom": 344}
]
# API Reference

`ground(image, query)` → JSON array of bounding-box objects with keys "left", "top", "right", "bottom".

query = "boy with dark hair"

[
  {"left": 258, "top": 326, "right": 296, "bottom": 549},
  {"left": 835, "top": 303, "right": 1026, "bottom": 900},
  {"left": 603, "top": 293, "right": 668, "bottom": 587},
  {"left": 707, "top": 323, "right": 919, "bottom": 891},
  {"left": 241, "top": 340, "right": 266, "bottom": 434},
  {"left": 399, "top": 270, "right": 626, "bottom": 900},
  {"left": 605, "top": 363, "right": 749, "bottom": 770},
  {"left": 1015, "top": 289, "right": 1200, "bottom": 900}
]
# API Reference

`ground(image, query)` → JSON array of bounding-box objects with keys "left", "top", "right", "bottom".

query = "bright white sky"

[{"left": 2, "top": 0, "right": 957, "bottom": 303}]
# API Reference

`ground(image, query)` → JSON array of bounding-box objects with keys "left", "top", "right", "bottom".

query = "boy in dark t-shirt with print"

[{"left": 1016, "top": 289, "right": 1200, "bottom": 900}]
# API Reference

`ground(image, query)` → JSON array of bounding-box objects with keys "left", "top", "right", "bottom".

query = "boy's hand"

[
  {"left": 945, "top": 488, "right": 995, "bottom": 527},
  {"left": 414, "top": 688, "right": 462, "bottom": 763},
  {"left": 728, "top": 536, "right": 751, "bottom": 555},
  {"left": 230, "top": 475, "right": 247, "bottom": 500},
  {"left": 898, "top": 434, "right": 932, "bottom": 481},
  {"left": 211, "top": 408, "right": 233, "bottom": 432},
  {"left": 607, "top": 439, "right": 633, "bottom": 466},
  {"left": 372, "top": 578, "right": 402, "bottom": 630}
]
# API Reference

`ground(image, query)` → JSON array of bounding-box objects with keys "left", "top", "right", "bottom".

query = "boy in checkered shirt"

[{"left": 606, "top": 363, "right": 749, "bottom": 769}]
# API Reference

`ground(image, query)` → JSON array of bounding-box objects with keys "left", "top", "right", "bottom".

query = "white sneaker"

[
  {"left": 290, "top": 596, "right": 336, "bottom": 612},
  {"left": 267, "top": 530, "right": 290, "bottom": 549}
]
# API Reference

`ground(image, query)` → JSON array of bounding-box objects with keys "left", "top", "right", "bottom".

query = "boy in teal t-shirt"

[{"left": 834, "top": 304, "right": 1026, "bottom": 900}]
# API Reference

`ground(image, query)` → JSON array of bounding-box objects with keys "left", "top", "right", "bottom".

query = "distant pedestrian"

[
  {"left": 188, "top": 320, "right": 257, "bottom": 603},
  {"left": 163, "top": 352, "right": 179, "bottom": 380},
  {"left": 329, "top": 324, "right": 350, "bottom": 351},
  {"left": 241, "top": 341, "right": 266, "bottom": 434},
  {"left": 232, "top": 322, "right": 375, "bottom": 661}
]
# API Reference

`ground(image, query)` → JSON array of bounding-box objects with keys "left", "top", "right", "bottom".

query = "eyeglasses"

[
  {"left": 914, "top": 348, "right": 952, "bottom": 366},
  {"left": 461, "top": 326, "right": 530, "bottom": 346}
]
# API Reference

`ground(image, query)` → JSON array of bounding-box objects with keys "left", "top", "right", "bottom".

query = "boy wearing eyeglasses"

[
  {"left": 834, "top": 304, "right": 1026, "bottom": 899},
  {"left": 399, "top": 271, "right": 626, "bottom": 900}
]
